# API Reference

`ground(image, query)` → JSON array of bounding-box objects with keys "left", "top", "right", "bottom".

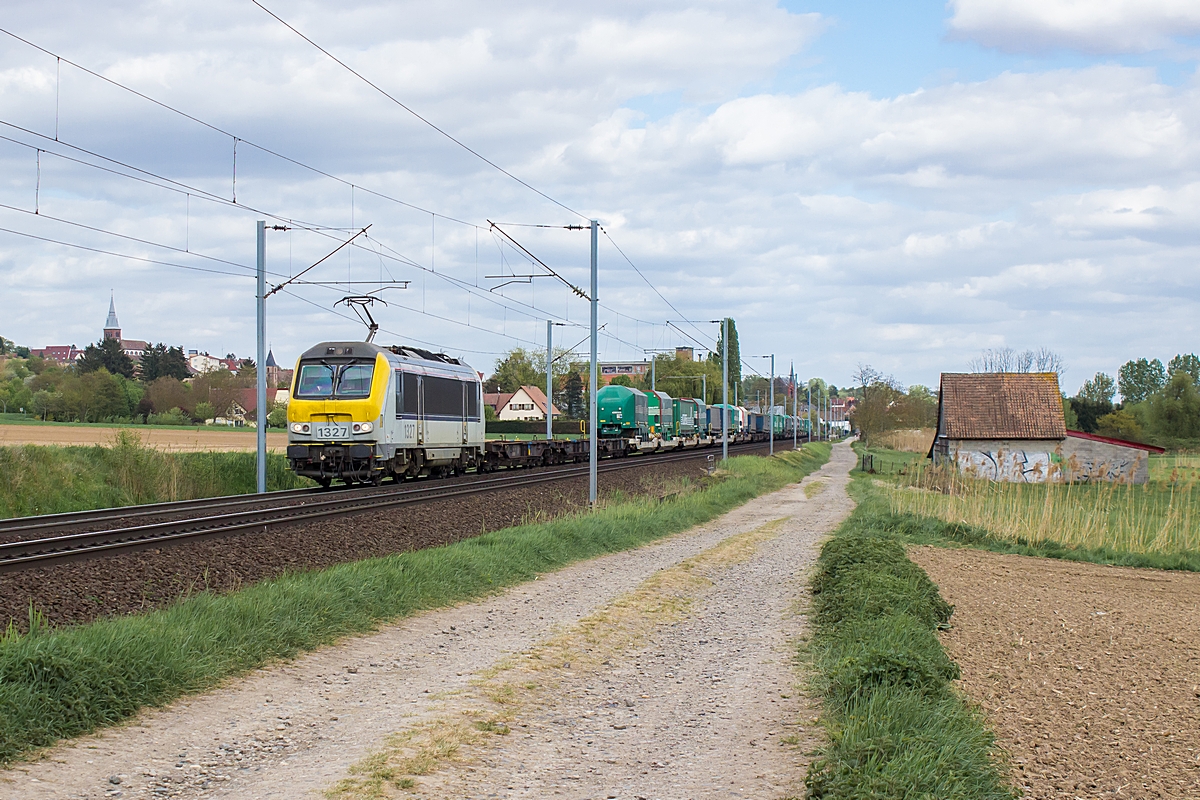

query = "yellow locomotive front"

[{"left": 286, "top": 342, "right": 389, "bottom": 485}]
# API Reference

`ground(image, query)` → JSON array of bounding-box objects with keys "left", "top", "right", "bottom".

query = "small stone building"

[{"left": 930, "top": 373, "right": 1163, "bottom": 484}]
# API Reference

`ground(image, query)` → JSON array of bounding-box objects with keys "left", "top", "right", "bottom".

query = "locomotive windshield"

[{"left": 294, "top": 360, "right": 376, "bottom": 399}]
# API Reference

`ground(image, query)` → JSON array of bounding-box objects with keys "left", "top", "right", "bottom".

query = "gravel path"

[{"left": 1, "top": 442, "right": 854, "bottom": 800}]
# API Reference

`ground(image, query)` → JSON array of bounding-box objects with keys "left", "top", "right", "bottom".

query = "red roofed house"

[
  {"left": 486, "top": 385, "right": 560, "bottom": 421},
  {"left": 931, "top": 372, "right": 1163, "bottom": 484}
]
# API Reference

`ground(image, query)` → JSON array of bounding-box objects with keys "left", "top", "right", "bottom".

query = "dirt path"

[
  {"left": 913, "top": 546, "right": 1200, "bottom": 799},
  {"left": 0, "top": 423, "right": 288, "bottom": 452},
  {"left": 1, "top": 442, "right": 855, "bottom": 800}
]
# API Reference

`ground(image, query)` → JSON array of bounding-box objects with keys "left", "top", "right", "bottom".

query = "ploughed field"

[
  {"left": 913, "top": 545, "right": 1200, "bottom": 799},
  {"left": 0, "top": 422, "right": 289, "bottom": 452}
]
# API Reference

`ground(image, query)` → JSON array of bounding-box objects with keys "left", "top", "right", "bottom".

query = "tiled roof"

[
  {"left": 519, "top": 385, "right": 561, "bottom": 416},
  {"left": 938, "top": 372, "right": 1066, "bottom": 440}
]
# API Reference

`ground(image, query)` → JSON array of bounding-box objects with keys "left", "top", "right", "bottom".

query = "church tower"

[{"left": 103, "top": 294, "right": 121, "bottom": 342}]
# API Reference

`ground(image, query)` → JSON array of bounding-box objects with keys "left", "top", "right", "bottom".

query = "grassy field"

[
  {"left": 803, "top": 480, "right": 1014, "bottom": 799},
  {"left": 0, "top": 432, "right": 311, "bottom": 518},
  {"left": 0, "top": 443, "right": 830, "bottom": 765},
  {"left": 856, "top": 444, "right": 1200, "bottom": 566}
]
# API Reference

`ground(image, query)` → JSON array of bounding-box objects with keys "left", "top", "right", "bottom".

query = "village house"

[
  {"left": 483, "top": 385, "right": 560, "bottom": 421},
  {"left": 930, "top": 372, "right": 1164, "bottom": 484}
]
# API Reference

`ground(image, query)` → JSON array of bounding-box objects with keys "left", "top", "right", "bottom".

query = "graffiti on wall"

[{"left": 955, "top": 449, "right": 1054, "bottom": 483}]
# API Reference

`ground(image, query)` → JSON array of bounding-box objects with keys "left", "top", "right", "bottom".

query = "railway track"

[{"left": 0, "top": 441, "right": 772, "bottom": 573}]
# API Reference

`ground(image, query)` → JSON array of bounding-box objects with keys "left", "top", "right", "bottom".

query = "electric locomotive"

[{"left": 286, "top": 341, "right": 484, "bottom": 485}]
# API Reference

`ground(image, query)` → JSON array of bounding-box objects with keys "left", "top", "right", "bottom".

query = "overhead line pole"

[
  {"left": 791, "top": 362, "right": 797, "bottom": 451},
  {"left": 589, "top": 220, "right": 598, "bottom": 507},
  {"left": 769, "top": 354, "right": 774, "bottom": 456},
  {"left": 722, "top": 317, "right": 728, "bottom": 463},
  {"left": 807, "top": 382, "right": 812, "bottom": 444},
  {"left": 255, "top": 220, "right": 267, "bottom": 494},
  {"left": 546, "top": 320, "right": 553, "bottom": 441}
]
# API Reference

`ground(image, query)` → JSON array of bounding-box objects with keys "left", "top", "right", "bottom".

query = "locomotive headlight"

[
  {"left": 354, "top": 422, "right": 373, "bottom": 433},
  {"left": 291, "top": 423, "right": 310, "bottom": 434}
]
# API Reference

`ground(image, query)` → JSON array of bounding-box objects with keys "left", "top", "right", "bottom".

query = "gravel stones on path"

[
  {"left": 0, "top": 442, "right": 854, "bottom": 800},
  {"left": 913, "top": 546, "right": 1200, "bottom": 799}
]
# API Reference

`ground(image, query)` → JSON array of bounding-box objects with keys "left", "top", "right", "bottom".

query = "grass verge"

[
  {"left": 0, "top": 431, "right": 310, "bottom": 518},
  {"left": 802, "top": 474, "right": 1015, "bottom": 799},
  {"left": 0, "top": 443, "right": 830, "bottom": 766}
]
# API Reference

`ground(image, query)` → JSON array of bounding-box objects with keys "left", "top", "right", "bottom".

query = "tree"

[
  {"left": 563, "top": 370, "right": 585, "bottom": 418},
  {"left": 0, "top": 336, "right": 10, "bottom": 355},
  {"left": 145, "top": 376, "right": 191, "bottom": 415},
  {"left": 490, "top": 348, "right": 541, "bottom": 393},
  {"left": 1118, "top": 358, "right": 1166, "bottom": 404},
  {"left": 266, "top": 406, "right": 288, "bottom": 428},
  {"left": 1062, "top": 396, "right": 1079, "bottom": 430},
  {"left": 194, "top": 401, "right": 216, "bottom": 422},
  {"left": 1078, "top": 372, "right": 1116, "bottom": 405},
  {"left": 609, "top": 375, "right": 633, "bottom": 387},
  {"left": 969, "top": 347, "right": 1065, "bottom": 377},
  {"left": 708, "top": 318, "right": 741, "bottom": 392},
  {"left": 77, "top": 337, "right": 134, "bottom": 378},
  {"left": 1147, "top": 371, "right": 1200, "bottom": 440},
  {"left": 161, "top": 346, "right": 189, "bottom": 380},
  {"left": 140, "top": 344, "right": 163, "bottom": 382},
  {"left": 1096, "top": 409, "right": 1145, "bottom": 442},
  {"left": 1167, "top": 353, "right": 1200, "bottom": 385},
  {"left": 30, "top": 389, "right": 54, "bottom": 420}
]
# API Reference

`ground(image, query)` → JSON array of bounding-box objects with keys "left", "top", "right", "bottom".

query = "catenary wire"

[
  {"left": 0, "top": 30, "right": 735, "bottom": 365},
  {"left": 0, "top": 27, "right": 480, "bottom": 230},
  {"left": 247, "top": 0, "right": 587, "bottom": 221}
]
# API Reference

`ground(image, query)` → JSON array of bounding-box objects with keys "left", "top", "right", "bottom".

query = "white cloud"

[
  {"left": 1, "top": 1, "right": 1199, "bottom": 388},
  {"left": 948, "top": 0, "right": 1200, "bottom": 54}
]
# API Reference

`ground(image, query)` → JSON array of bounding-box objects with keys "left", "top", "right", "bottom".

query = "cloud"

[
  {"left": 947, "top": 0, "right": 1200, "bottom": 54},
  {"left": 1, "top": 1, "right": 1199, "bottom": 388}
]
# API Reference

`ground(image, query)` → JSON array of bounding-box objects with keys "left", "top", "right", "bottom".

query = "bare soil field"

[
  {"left": 912, "top": 546, "right": 1200, "bottom": 799},
  {"left": 0, "top": 423, "right": 288, "bottom": 452}
]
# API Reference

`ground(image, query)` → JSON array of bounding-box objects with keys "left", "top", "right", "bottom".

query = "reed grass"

[
  {"left": 0, "top": 444, "right": 830, "bottom": 765},
  {"left": 882, "top": 457, "right": 1200, "bottom": 556},
  {"left": 872, "top": 428, "right": 936, "bottom": 454},
  {"left": 0, "top": 430, "right": 310, "bottom": 518}
]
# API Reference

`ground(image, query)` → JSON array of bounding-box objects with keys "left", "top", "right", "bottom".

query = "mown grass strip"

[
  {"left": 0, "top": 444, "right": 830, "bottom": 766},
  {"left": 802, "top": 473, "right": 1015, "bottom": 799}
]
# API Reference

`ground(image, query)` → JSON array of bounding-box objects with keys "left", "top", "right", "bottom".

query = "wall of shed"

[
  {"left": 940, "top": 439, "right": 1062, "bottom": 483},
  {"left": 1058, "top": 437, "right": 1150, "bottom": 484},
  {"left": 934, "top": 438, "right": 1151, "bottom": 484}
]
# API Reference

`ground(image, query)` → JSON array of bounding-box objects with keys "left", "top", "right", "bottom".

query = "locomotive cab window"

[
  {"left": 294, "top": 360, "right": 376, "bottom": 399},
  {"left": 336, "top": 363, "right": 375, "bottom": 397},
  {"left": 295, "top": 364, "right": 335, "bottom": 398}
]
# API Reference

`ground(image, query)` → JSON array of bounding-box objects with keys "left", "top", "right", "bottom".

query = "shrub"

[{"left": 146, "top": 407, "right": 190, "bottom": 426}]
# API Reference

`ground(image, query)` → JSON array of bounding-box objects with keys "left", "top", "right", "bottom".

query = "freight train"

[{"left": 285, "top": 341, "right": 809, "bottom": 485}]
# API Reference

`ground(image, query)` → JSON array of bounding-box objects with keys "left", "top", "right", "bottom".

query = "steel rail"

[
  {"left": 0, "top": 441, "right": 770, "bottom": 572},
  {"left": 0, "top": 440, "right": 761, "bottom": 537}
]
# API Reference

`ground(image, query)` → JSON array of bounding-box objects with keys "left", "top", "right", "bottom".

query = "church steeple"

[{"left": 103, "top": 292, "right": 121, "bottom": 341}]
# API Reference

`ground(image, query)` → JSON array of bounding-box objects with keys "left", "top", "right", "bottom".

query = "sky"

[{"left": 1, "top": 0, "right": 1198, "bottom": 393}]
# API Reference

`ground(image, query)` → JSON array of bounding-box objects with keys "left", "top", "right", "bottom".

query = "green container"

[
  {"left": 598, "top": 385, "right": 648, "bottom": 439},
  {"left": 644, "top": 390, "right": 676, "bottom": 438},
  {"left": 674, "top": 397, "right": 698, "bottom": 437}
]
